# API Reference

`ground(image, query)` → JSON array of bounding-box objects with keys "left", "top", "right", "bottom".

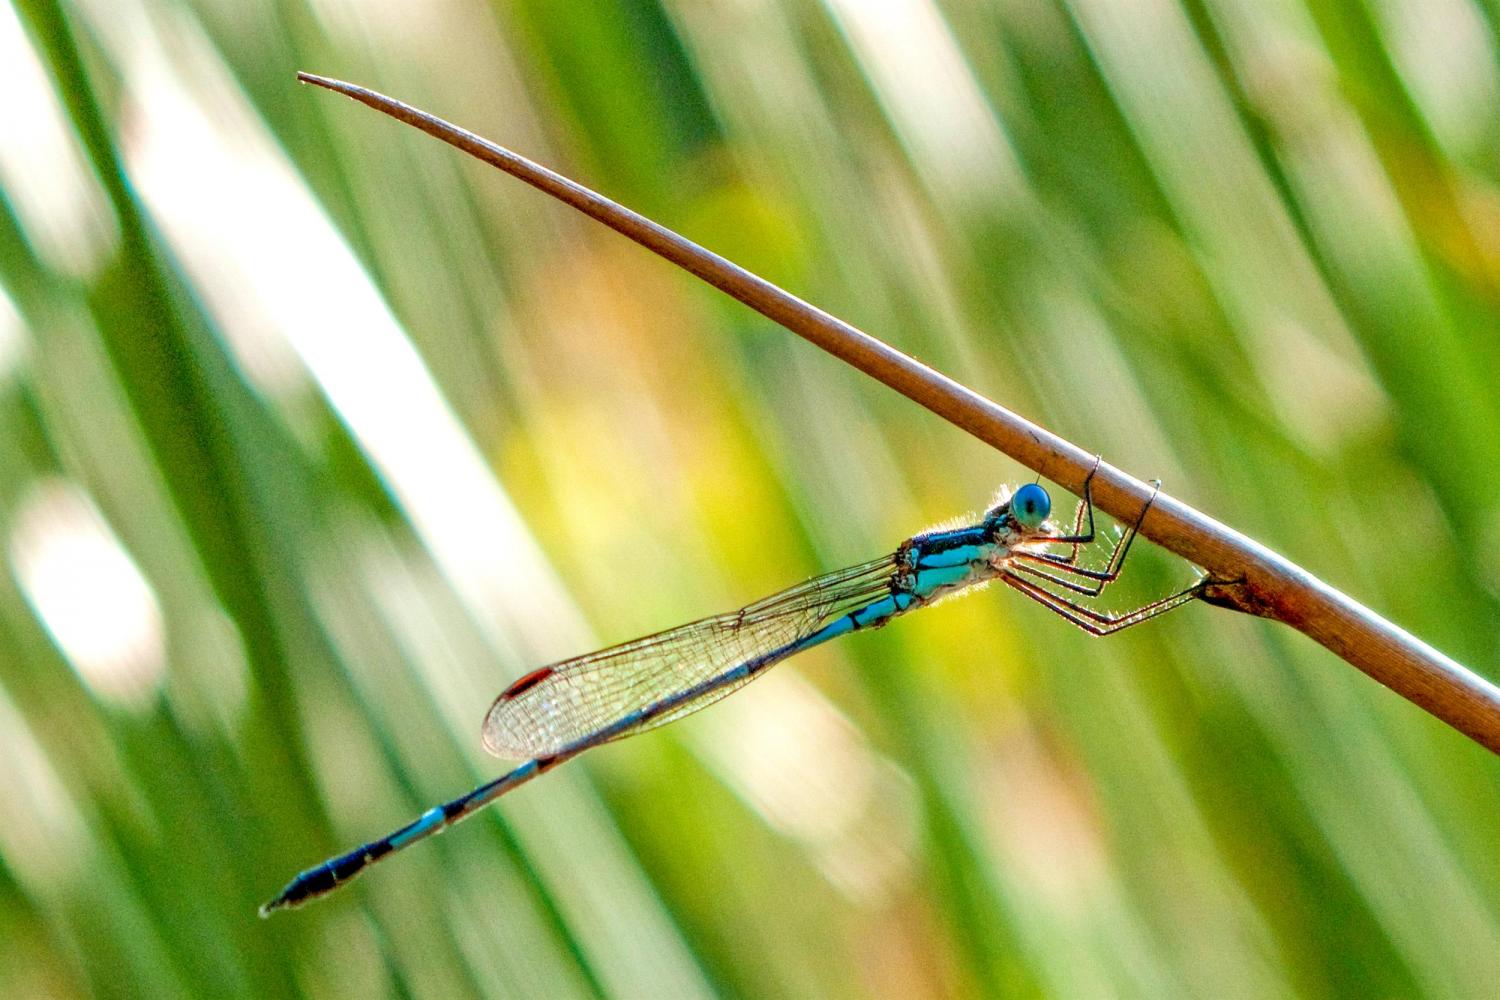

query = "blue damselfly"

[{"left": 261, "top": 466, "right": 1203, "bottom": 914}]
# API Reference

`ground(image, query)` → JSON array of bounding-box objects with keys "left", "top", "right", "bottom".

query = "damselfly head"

[{"left": 982, "top": 483, "right": 1054, "bottom": 541}]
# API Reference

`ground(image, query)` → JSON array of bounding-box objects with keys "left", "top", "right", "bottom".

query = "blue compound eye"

[{"left": 1011, "top": 483, "right": 1050, "bottom": 528}]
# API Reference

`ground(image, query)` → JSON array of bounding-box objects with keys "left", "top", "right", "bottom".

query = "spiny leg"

[
  {"left": 1049, "top": 456, "right": 1098, "bottom": 564},
  {"left": 1009, "top": 561, "right": 1113, "bottom": 597},
  {"left": 1012, "top": 521, "right": 1136, "bottom": 590},
  {"left": 1015, "top": 478, "right": 1162, "bottom": 596},
  {"left": 1000, "top": 571, "right": 1207, "bottom": 636},
  {"left": 1049, "top": 456, "right": 1102, "bottom": 554},
  {"left": 1003, "top": 572, "right": 1206, "bottom": 635}
]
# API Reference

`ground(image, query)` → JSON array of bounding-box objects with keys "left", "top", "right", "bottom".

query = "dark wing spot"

[{"left": 500, "top": 666, "right": 554, "bottom": 700}]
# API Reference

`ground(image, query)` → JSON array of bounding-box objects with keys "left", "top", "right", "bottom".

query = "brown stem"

[{"left": 296, "top": 72, "right": 1500, "bottom": 757}]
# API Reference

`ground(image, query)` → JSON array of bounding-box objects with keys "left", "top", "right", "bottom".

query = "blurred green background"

[{"left": 3, "top": 0, "right": 1500, "bottom": 996}]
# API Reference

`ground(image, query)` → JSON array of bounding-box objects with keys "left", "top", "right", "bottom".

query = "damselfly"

[{"left": 261, "top": 465, "right": 1204, "bottom": 915}]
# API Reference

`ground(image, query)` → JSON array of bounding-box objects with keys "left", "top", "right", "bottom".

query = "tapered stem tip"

[{"left": 297, "top": 71, "right": 347, "bottom": 94}]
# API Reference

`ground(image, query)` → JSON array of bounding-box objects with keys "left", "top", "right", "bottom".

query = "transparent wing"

[{"left": 482, "top": 555, "right": 899, "bottom": 758}]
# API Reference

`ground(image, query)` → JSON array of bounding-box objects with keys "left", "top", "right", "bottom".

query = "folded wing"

[{"left": 482, "top": 555, "right": 897, "bottom": 758}]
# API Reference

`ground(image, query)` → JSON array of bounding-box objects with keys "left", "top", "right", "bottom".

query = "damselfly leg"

[
  {"left": 1040, "top": 456, "right": 1102, "bottom": 558},
  {"left": 1002, "top": 472, "right": 1207, "bottom": 634},
  {"left": 1001, "top": 573, "right": 1207, "bottom": 636},
  {"left": 1012, "top": 473, "right": 1153, "bottom": 595}
]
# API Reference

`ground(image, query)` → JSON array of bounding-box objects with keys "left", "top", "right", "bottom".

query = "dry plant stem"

[{"left": 296, "top": 72, "right": 1500, "bottom": 757}]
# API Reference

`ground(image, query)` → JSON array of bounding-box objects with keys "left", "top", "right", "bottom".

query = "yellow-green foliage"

[{"left": 2, "top": 0, "right": 1498, "bottom": 996}]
